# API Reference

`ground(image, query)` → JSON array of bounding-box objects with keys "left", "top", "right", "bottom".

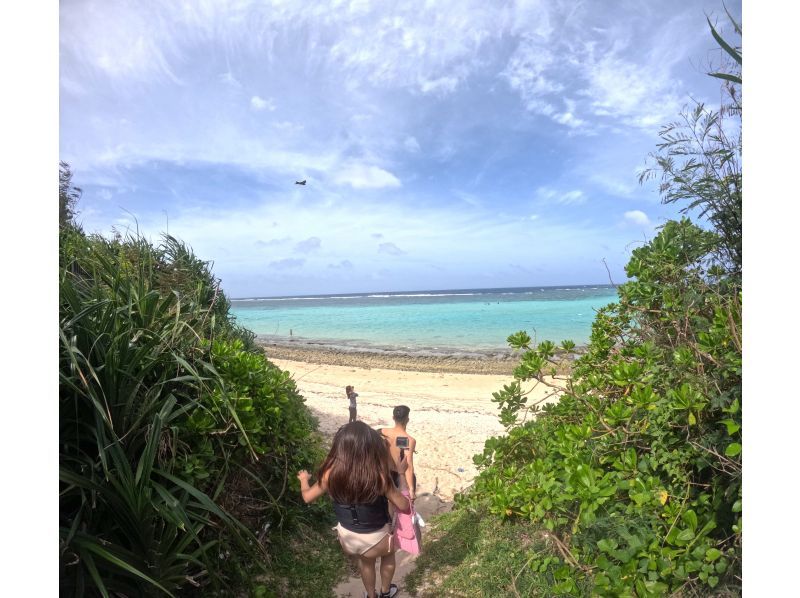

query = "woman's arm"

[
  {"left": 297, "top": 470, "right": 327, "bottom": 504},
  {"left": 386, "top": 483, "right": 411, "bottom": 513},
  {"left": 404, "top": 437, "right": 416, "bottom": 500}
]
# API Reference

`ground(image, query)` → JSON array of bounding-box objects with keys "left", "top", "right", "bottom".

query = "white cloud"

[
  {"left": 61, "top": 0, "right": 720, "bottom": 192},
  {"left": 256, "top": 237, "right": 290, "bottom": 247},
  {"left": 589, "top": 172, "right": 639, "bottom": 198},
  {"left": 269, "top": 258, "right": 305, "bottom": 270},
  {"left": 60, "top": 77, "right": 88, "bottom": 96},
  {"left": 60, "top": 2, "right": 182, "bottom": 84},
  {"left": 585, "top": 55, "right": 682, "bottom": 128},
  {"left": 220, "top": 71, "right": 242, "bottom": 88},
  {"left": 378, "top": 242, "right": 406, "bottom": 256},
  {"left": 333, "top": 162, "right": 401, "bottom": 189},
  {"left": 115, "top": 182, "right": 630, "bottom": 296},
  {"left": 559, "top": 190, "right": 585, "bottom": 205},
  {"left": 404, "top": 136, "right": 420, "bottom": 152},
  {"left": 501, "top": 37, "right": 563, "bottom": 112},
  {"left": 328, "top": 260, "right": 354, "bottom": 270},
  {"left": 250, "top": 96, "right": 276, "bottom": 111},
  {"left": 325, "top": 3, "right": 504, "bottom": 93},
  {"left": 59, "top": 0, "right": 728, "bottom": 296},
  {"left": 536, "top": 187, "right": 586, "bottom": 205},
  {"left": 623, "top": 210, "right": 651, "bottom": 226},
  {"left": 273, "top": 121, "right": 305, "bottom": 134},
  {"left": 419, "top": 75, "right": 460, "bottom": 95},
  {"left": 554, "top": 111, "right": 585, "bottom": 128},
  {"left": 294, "top": 237, "right": 322, "bottom": 253},
  {"left": 455, "top": 192, "right": 481, "bottom": 207}
]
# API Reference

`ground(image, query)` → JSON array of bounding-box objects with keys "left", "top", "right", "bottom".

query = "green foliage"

[
  {"left": 59, "top": 178, "right": 325, "bottom": 596},
  {"left": 249, "top": 518, "right": 349, "bottom": 598},
  {"left": 707, "top": 7, "right": 742, "bottom": 86},
  {"left": 446, "top": 17, "right": 742, "bottom": 596},
  {"left": 406, "top": 506, "right": 590, "bottom": 597},
  {"left": 60, "top": 161, "right": 82, "bottom": 229},
  {"left": 178, "top": 338, "right": 322, "bottom": 526},
  {"left": 462, "top": 218, "right": 741, "bottom": 596},
  {"left": 639, "top": 14, "right": 741, "bottom": 275}
]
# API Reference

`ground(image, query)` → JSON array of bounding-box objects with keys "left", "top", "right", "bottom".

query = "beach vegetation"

[
  {"left": 413, "top": 12, "right": 742, "bottom": 597},
  {"left": 60, "top": 161, "right": 82, "bottom": 229},
  {"left": 59, "top": 196, "right": 345, "bottom": 595},
  {"left": 639, "top": 11, "right": 741, "bottom": 275},
  {"left": 406, "top": 506, "right": 591, "bottom": 597}
]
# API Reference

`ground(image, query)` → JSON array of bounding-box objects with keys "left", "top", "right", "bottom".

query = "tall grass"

[
  {"left": 59, "top": 230, "right": 258, "bottom": 595},
  {"left": 59, "top": 227, "right": 323, "bottom": 595}
]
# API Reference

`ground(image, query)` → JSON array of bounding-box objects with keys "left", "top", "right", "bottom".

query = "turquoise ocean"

[{"left": 230, "top": 285, "right": 618, "bottom": 354}]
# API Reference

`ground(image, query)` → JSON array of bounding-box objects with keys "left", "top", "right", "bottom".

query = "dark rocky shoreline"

[
  {"left": 257, "top": 337, "right": 519, "bottom": 375},
  {"left": 257, "top": 336, "right": 583, "bottom": 375}
]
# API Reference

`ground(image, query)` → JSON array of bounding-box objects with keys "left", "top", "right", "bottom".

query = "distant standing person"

[
  {"left": 380, "top": 405, "right": 417, "bottom": 501},
  {"left": 346, "top": 385, "right": 359, "bottom": 423}
]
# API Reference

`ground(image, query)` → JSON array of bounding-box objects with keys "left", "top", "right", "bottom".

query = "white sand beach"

[{"left": 267, "top": 345, "right": 566, "bottom": 501}]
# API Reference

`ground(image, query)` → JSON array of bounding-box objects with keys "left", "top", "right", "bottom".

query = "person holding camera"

[{"left": 380, "top": 405, "right": 417, "bottom": 500}]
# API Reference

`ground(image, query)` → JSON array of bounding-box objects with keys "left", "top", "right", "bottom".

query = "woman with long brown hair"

[{"left": 298, "top": 421, "right": 409, "bottom": 598}]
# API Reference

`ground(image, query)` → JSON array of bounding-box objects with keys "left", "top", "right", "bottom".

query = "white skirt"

[{"left": 336, "top": 523, "right": 393, "bottom": 556}]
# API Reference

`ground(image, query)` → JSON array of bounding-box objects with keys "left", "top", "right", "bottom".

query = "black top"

[{"left": 332, "top": 495, "right": 390, "bottom": 532}]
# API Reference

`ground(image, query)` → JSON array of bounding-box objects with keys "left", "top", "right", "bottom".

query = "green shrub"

[
  {"left": 452, "top": 14, "right": 742, "bottom": 597},
  {"left": 59, "top": 223, "right": 325, "bottom": 595},
  {"left": 464, "top": 218, "right": 741, "bottom": 596}
]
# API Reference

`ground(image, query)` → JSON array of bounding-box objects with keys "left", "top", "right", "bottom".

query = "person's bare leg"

[
  {"left": 379, "top": 549, "right": 396, "bottom": 594},
  {"left": 358, "top": 555, "right": 377, "bottom": 598},
  {"left": 362, "top": 535, "right": 395, "bottom": 594}
]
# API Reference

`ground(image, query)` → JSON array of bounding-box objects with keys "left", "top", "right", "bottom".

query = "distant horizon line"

[{"left": 230, "top": 282, "right": 618, "bottom": 301}]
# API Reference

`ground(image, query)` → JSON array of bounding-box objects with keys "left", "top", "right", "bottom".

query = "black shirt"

[{"left": 332, "top": 495, "right": 390, "bottom": 532}]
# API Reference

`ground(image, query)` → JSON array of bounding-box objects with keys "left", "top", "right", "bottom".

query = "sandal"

[{"left": 379, "top": 584, "right": 398, "bottom": 598}]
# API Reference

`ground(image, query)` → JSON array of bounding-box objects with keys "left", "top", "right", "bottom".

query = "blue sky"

[{"left": 60, "top": 0, "right": 740, "bottom": 298}]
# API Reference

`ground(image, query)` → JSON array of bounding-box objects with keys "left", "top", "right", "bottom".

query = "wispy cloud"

[
  {"left": 294, "top": 237, "right": 322, "bottom": 253},
  {"left": 328, "top": 260, "right": 354, "bottom": 270},
  {"left": 623, "top": 210, "right": 652, "bottom": 227},
  {"left": 333, "top": 162, "right": 401, "bottom": 189},
  {"left": 250, "top": 96, "right": 276, "bottom": 111},
  {"left": 404, "top": 136, "right": 421, "bottom": 153},
  {"left": 60, "top": 0, "right": 736, "bottom": 295},
  {"left": 585, "top": 55, "right": 682, "bottom": 129},
  {"left": 378, "top": 242, "right": 406, "bottom": 256},
  {"left": 536, "top": 187, "right": 586, "bottom": 205},
  {"left": 256, "top": 237, "right": 291, "bottom": 247},
  {"left": 269, "top": 258, "right": 306, "bottom": 270},
  {"left": 60, "top": 1, "right": 183, "bottom": 84}
]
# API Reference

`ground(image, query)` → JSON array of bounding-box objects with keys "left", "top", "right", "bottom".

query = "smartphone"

[{"left": 395, "top": 436, "right": 409, "bottom": 448}]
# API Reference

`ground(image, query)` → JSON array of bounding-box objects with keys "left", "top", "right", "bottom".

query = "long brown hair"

[{"left": 318, "top": 421, "right": 392, "bottom": 504}]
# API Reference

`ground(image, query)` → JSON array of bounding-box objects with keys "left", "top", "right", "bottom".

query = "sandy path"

[
  {"left": 273, "top": 358, "right": 516, "bottom": 500},
  {"left": 270, "top": 356, "right": 564, "bottom": 597}
]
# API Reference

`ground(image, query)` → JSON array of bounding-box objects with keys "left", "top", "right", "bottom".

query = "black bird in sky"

[{"left": 295, "top": 179, "right": 307, "bottom": 185}]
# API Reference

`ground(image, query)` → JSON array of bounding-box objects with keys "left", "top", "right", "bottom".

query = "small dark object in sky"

[{"left": 295, "top": 180, "right": 307, "bottom": 185}]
